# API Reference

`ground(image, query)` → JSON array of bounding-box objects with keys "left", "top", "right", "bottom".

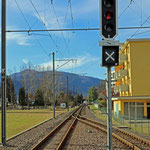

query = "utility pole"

[
  {"left": 67, "top": 76, "right": 69, "bottom": 111},
  {"left": 1, "top": 0, "right": 7, "bottom": 145},
  {"left": 107, "top": 67, "right": 112, "bottom": 150},
  {"left": 76, "top": 89, "right": 78, "bottom": 96},
  {"left": 52, "top": 52, "right": 55, "bottom": 118},
  {"left": 73, "top": 85, "right": 75, "bottom": 96}
]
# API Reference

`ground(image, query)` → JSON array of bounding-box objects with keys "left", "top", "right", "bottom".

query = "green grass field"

[{"left": 0, "top": 109, "right": 68, "bottom": 141}]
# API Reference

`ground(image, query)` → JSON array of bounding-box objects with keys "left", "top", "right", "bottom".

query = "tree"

[
  {"left": 88, "top": 86, "right": 98, "bottom": 102},
  {"left": 20, "top": 62, "right": 36, "bottom": 108},
  {"left": 75, "top": 94, "right": 83, "bottom": 105},
  {"left": 18, "top": 87, "right": 26, "bottom": 108},
  {"left": 55, "top": 91, "right": 66, "bottom": 105},
  {"left": 39, "top": 69, "right": 53, "bottom": 106},
  {"left": 34, "top": 88, "right": 44, "bottom": 106},
  {"left": 6, "top": 76, "right": 16, "bottom": 105}
]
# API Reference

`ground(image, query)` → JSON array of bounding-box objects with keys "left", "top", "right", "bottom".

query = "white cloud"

[
  {"left": 7, "top": 32, "right": 31, "bottom": 45},
  {"left": 37, "top": 54, "right": 99, "bottom": 70},
  {"left": 22, "top": 58, "right": 29, "bottom": 64}
]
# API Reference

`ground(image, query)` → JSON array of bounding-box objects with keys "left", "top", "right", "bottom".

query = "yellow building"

[{"left": 113, "top": 38, "right": 150, "bottom": 119}]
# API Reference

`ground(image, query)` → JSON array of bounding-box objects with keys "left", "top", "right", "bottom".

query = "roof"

[{"left": 126, "top": 38, "right": 150, "bottom": 42}]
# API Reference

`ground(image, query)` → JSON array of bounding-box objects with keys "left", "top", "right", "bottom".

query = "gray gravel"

[
  {"left": 63, "top": 107, "right": 130, "bottom": 150},
  {"left": 0, "top": 111, "right": 71, "bottom": 150}
]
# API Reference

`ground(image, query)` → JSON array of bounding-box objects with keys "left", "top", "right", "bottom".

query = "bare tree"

[
  {"left": 20, "top": 62, "right": 36, "bottom": 109},
  {"left": 7, "top": 69, "right": 16, "bottom": 106},
  {"left": 39, "top": 66, "right": 53, "bottom": 106}
]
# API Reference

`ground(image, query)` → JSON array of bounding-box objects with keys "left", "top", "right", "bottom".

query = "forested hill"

[{"left": 9, "top": 70, "right": 101, "bottom": 96}]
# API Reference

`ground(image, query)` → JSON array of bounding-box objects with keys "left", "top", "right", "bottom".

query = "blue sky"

[{"left": 2, "top": 0, "right": 150, "bottom": 79}]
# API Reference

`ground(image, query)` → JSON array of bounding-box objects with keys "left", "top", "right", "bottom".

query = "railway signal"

[
  {"left": 100, "top": 0, "right": 118, "bottom": 40},
  {"left": 100, "top": 1, "right": 119, "bottom": 150},
  {"left": 102, "top": 46, "right": 119, "bottom": 66}
]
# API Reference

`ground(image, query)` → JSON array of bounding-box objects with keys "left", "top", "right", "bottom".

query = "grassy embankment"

[
  {"left": 0, "top": 108, "right": 70, "bottom": 141},
  {"left": 89, "top": 105, "right": 150, "bottom": 137}
]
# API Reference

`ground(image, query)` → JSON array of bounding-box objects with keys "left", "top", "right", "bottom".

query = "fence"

[{"left": 98, "top": 107, "right": 150, "bottom": 136}]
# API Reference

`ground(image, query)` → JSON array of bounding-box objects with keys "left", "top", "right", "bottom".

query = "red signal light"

[{"left": 105, "top": 10, "right": 113, "bottom": 20}]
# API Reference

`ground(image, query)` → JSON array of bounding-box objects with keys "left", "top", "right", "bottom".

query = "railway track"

[
  {"left": 31, "top": 106, "right": 83, "bottom": 150},
  {"left": 31, "top": 106, "right": 150, "bottom": 150},
  {"left": 78, "top": 116, "right": 150, "bottom": 150}
]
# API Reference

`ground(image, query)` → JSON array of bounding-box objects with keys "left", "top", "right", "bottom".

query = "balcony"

[
  {"left": 119, "top": 54, "right": 128, "bottom": 62},
  {"left": 119, "top": 61, "right": 124, "bottom": 65},
  {"left": 119, "top": 84, "right": 129, "bottom": 92},
  {"left": 116, "top": 80, "right": 122, "bottom": 86},
  {"left": 114, "top": 86, "right": 119, "bottom": 94},
  {"left": 124, "top": 61, "right": 128, "bottom": 70},
  {"left": 118, "top": 69, "right": 128, "bottom": 79},
  {"left": 115, "top": 65, "right": 124, "bottom": 73}
]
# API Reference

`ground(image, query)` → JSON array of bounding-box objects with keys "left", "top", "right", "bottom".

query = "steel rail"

[
  {"left": 79, "top": 116, "right": 150, "bottom": 148},
  {"left": 56, "top": 106, "right": 83, "bottom": 150},
  {"left": 56, "top": 106, "right": 84, "bottom": 150},
  {"left": 56, "top": 117, "right": 77, "bottom": 150},
  {"left": 31, "top": 116, "right": 71, "bottom": 150},
  {"left": 31, "top": 106, "right": 83, "bottom": 150},
  {"left": 77, "top": 117, "right": 141, "bottom": 150}
]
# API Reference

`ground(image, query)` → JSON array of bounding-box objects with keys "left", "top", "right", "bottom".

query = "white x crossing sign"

[
  {"left": 102, "top": 46, "right": 119, "bottom": 66},
  {"left": 105, "top": 51, "right": 115, "bottom": 62}
]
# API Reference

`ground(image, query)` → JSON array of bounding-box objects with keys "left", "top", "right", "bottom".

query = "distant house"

[{"left": 94, "top": 100, "right": 99, "bottom": 108}]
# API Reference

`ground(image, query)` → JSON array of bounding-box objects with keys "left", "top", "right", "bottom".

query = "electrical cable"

[
  {"left": 64, "top": 0, "right": 75, "bottom": 55},
  {"left": 69, "top": 0, "right": 74, "bottom": 29},
  {"left": 14, "top": 0, "right": 50, "bottom": 57},
  {"left": 29, "top": 0, "right": 64, "bottom": 58},
  {"left": 51, "top": 3, "right": 67, "bottom": 47},
  {"left": 51, "top": 0, "right": 76, "bottom": 69},
  {"left": 63, "top": 2, "right": 70, "bottom": 28},
  {"left": 118, "top": 1, "right": 133, "bottom": 19},
  {"left": 133, "top": 29, "right": 150, "bottom": 36},
  {"left": 14, "top": 0, "right": 31, "bottom": 29},
  {"left": 130, "top": 15, "right": 150, "bottom": 39}
]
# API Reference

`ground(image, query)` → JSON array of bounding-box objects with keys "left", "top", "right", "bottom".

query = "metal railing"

[{"left": 98, "top": 107, "right": 150, "bottom": 136}]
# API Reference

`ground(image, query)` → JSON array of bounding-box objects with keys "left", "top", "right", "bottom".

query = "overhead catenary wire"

[
  {"left": 14, "top": 0, "right": 31, "bottom": 29},
  {"left": 51, "top": 2, "right": 67, "bottom": 47},
  {"left": 133, "top": 29, "right": 150, "bottom": 36},
  {"left": 51, "top": 0, "right": 76, "bottom": 69},
  {"left": 29, "top": 0, "right": 64, "bottom": 58},
  {"left": 63, "top": 0, "right": 75, "bottom": 56},
  {"left": 118, "top": 1, "right": 133, "bottom": 19},
  {"left": 130, "top": 16, "right": 150, "bottom": 39},
  {"left": 33, "top": 35, "right": 50, "bottom": 56},
  {"left": 69, "top": 0, "right": 74, "bottom": 29},
  {"left": 63, "top": 1, "right": 70, "bottom": 28},
  {"left": 14, "top": 0, "right": 50, "bottom": 57}
]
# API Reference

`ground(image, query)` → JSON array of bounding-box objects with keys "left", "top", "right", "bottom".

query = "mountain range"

[{"left": 8, "top": 70, "right": 101, "bottom": 96}]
